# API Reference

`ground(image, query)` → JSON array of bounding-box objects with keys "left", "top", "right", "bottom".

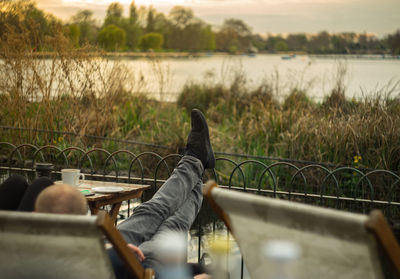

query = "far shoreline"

[{"left": 25, "top": 51, "right": 400, "bottom": 60}]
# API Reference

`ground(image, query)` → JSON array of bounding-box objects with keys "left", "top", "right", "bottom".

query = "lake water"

[{"left": 119, "top": 54, "right": 400, "bottom": 102}]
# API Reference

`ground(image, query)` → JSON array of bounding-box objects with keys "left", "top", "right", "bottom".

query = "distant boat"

[
  {"left": 246, "top": 46, "right": 258, "bottom": 57},
  {"left": 281, "top": 54, "right": 296, "bottom": 60}
]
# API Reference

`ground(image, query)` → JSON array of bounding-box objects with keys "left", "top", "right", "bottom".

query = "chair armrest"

[{"left": 96, "top": 211, "right": 155, "bottom": 279}]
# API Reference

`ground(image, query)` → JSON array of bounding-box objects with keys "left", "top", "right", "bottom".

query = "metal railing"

[
  {"left": 1, "top": 141, "right": 400, "bottom": 277},
  {"left": 1, "top": 141, "right": 399, "bottom": 213}
]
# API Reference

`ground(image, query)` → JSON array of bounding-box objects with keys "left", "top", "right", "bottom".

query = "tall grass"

[
  {"left": 178, "top": 66, "right": 400, "bottom": 171},
  {"left": 0, "top": 23, "right": 141, "bottom": 145}
]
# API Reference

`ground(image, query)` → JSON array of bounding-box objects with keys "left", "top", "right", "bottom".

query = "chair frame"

[
  {"left": 203, "top": 180, "right": 400, "bottom": 278},
  {"left": 96, "top": 211, "right": 154, "bottom": 279}
]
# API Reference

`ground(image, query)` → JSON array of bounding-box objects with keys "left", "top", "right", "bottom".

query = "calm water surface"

[{"left": 122, "top": 54, "right": 400, "bottom": 102}]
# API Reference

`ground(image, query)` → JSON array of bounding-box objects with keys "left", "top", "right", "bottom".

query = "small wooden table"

[{"left": 56, "top": 180, "right": 151, "bottom": 222}]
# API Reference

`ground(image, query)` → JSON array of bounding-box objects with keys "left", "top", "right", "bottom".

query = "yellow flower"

[
  {"left": 53, "top": 140, "right": 57, "bottom": 145},
  {"left": 58, "top": 136, "right": 63, "bottom": 143},
  {"left": 353, "top": 155, "right": 362, "bottom": 164}
]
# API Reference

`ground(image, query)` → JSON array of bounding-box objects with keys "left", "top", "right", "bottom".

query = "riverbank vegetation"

[
  {"left": 1, "top": 0, "right": 400, "bottom": 55},
  {"left": 176, "top": 70, "right": 400, "bottom": 171},
  {"left": 1, "top": 24, "right": 399, "bottom": 172}
]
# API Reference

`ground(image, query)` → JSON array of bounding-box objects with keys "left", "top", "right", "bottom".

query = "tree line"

[{"left": 1, "top": 0, "right": 400, "bottom": 55}]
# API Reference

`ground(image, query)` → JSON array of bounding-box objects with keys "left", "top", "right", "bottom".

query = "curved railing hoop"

[
  {"left": 0, "top": 142, "right": 22, "bottom": 166},
  {"left": 322, "top": 167, "right": 373, "bottom": 205},
  {"left": 8, "top": 143, "right": 40, "bottom": 169},
  {"left": 258, "top": 161, "right": 302, "bottom": 196},
  {"left": 59, "top": 146, "right": 87, "bottom": 168},
  {"left": 213, "top": 157, "right": 245, "bottom": 187},
  {"left": 104, "top": 150, "right": 138, "bottom": 183},
  {"left": 128, "top": 152, "right": 167, "bottom": 193},
  {"left": 31, "top": 145, "right": 67, "bottom": 169},
  {"left": 289, "top": 164, "right": 337, "bottom": 202},
  {"left": 78, "top": 148, "right": 113, "bottom": 177},
  {"left": 228, "top": 160, "right": 270, "bottom": 192}
]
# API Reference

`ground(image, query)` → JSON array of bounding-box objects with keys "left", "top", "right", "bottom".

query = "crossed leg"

[
  {"left": 138, "top": 178, "right": 203, "bottom": 268},
  {"left": 109, "top": 156, "right": 204, "bottom": 277},
  {"left": 117, "top": 155, "right": 204, "bottom": 247}
]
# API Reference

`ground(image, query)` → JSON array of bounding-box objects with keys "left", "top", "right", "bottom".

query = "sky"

[{"left": 36, "top": 0, "right": 400, "bottom": 36}]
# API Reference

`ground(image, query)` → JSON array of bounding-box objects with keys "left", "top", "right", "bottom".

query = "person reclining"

[{"left": 32, "top": 109, "right": 215, "bottom": 279}]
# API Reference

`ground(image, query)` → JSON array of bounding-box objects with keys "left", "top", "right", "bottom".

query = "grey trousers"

[{"left": 117, "top": 156, "right": 204, "bottom": 268}]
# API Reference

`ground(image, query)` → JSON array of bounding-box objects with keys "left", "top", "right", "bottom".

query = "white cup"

[{"left": 61, "top": 169, "right": 85, "bottom": 187}]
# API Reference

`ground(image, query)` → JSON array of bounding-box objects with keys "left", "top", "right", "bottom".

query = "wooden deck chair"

[
  {"left": 204, "top": 181, "right": 400, "bottom": 279},
  {"left": 0, "top": 210, "right": 154, "bottom": 279}
]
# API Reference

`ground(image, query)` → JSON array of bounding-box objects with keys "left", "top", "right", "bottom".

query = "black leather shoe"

[{"left": 185, "top": 109, "right": 215, "bottom": 169}]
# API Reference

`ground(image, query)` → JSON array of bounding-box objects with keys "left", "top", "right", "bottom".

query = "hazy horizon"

[{"left": 37, "top": 0, "right": 400, "bottom": 37}]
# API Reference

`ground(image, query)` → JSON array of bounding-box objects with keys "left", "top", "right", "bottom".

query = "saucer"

[{"left": 92, "top": 187, "right": 124, "bottom": 193}]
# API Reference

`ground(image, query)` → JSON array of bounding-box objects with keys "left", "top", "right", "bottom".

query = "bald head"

[{"left": 35, "top": 184, "right": 88, "bottom": 215}]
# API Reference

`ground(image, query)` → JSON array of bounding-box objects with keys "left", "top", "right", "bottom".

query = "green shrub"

[
  {"left": 139, "top": 32, "right": 163, "bottom": 51},
  {"left": 98, "top": 24, "right": 126, "bottom": 51}
]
